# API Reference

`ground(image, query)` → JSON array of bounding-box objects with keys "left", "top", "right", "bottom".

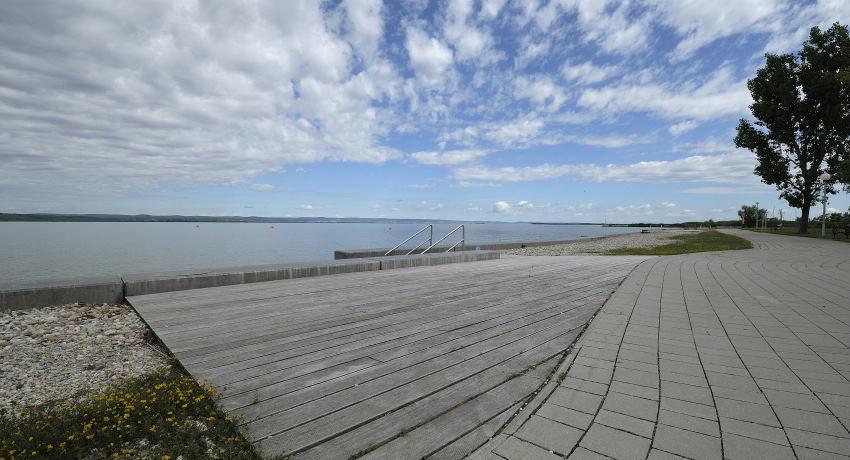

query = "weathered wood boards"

[{"left": 129, "top": 255, "right": 648, "bottom": 458}]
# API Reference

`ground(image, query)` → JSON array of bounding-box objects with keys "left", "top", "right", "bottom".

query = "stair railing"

[
  {"left": 422, "top": 224, "right": 465, "bottom": 254},
  {"left": 384, "top": 224, "right": 433, "bottom": 256}
]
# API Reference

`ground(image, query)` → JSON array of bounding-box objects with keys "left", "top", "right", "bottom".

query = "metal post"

[
  {"left": 755, "top": 201, "right": 759, "bottom": 230},
  {"left": 462, "top": 225, "right": 465, "bottom": 251},
  {"left": 822, "top": 182, "right": 827, "bottom": 238},
  {"left": 820, "top": 172, "right": 831, "bottom": 238}
]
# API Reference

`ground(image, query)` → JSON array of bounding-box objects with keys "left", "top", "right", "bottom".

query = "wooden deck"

[{"left": 128, "top": 255, "right": 648, "bottom": 458}]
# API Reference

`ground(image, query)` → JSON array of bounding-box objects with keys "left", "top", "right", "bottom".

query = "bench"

[{"left": 833, "top": 223, "right": 850, "bottom": 239}]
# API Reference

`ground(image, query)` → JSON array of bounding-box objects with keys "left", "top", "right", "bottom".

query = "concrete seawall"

[
  {"left": 0, "top": 250, "right": 500, "bottom": 311},
  {"left": 334, "top": 234, "right": 617, "bottom": 259}
]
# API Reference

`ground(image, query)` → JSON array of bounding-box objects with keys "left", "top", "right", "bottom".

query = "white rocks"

[
  {"left": 0, "top": 303, "right": 169, "bottom": 414},
  {"left": 503, "top": 231, "right": 688, "bottom": 256}
]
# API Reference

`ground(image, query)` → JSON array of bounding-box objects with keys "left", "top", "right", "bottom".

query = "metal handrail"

[
  {"left": 384, "top": 224, "right": 433, "bottom": 256},
  {"left": 405, "top": 238, "right": 430, "bottom": 255},
  {"left": 423, "top": 224, "right": 465, "bottom": 254}
]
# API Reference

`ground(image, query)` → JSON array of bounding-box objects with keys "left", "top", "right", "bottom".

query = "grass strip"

[
  {"left": 748, "top": 227, "right": 850, "bottom": 242},
  {"left": 0, "top": 367, "right": 261, "bottom": 460},
  {"left": 608, "top": 230, "right": 752, "bottom": 255}
]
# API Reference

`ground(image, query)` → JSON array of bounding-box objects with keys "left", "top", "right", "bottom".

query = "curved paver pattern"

[{"left": 480, "top": 230, "right": 850, "bottom": 460}]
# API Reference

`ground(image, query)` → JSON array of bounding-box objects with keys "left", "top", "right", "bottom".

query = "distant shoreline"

[
  {"left": 0, "top": 213, "right": 710, "bottom": 227},
  {"left": 0, "top": 213, "right": 597, "bottom": 225},
  {"left": 0, "top": 213, "right": 460, "bottom": 224}
]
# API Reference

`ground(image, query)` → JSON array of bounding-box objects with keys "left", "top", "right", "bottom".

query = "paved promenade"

[
  {"left": 129, "top": 254, "right": 648, "bottom": 458},
  {"left": 477, "top": 230, "right": 850, "bottom": 459}
]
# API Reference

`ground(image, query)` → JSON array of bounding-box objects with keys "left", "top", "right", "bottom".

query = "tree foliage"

[
  {"left": 738, "top": 205, "right": 767, "bottom": 228},
  {"left": 735, "top": 23, "right": 850, "bottom": 233}
]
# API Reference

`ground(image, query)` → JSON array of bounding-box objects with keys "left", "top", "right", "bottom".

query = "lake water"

[{"left": 0, "top": 222, "right": 641, "bottom": 286}]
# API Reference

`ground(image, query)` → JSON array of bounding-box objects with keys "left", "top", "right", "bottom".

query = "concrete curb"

[
  {"left": 0, "top": 276, "right": 125, "bottom": 311},
  {"left": 1, "top": 250, "right": 500, "bottom": 311},
  {"left": 122, "top": 259, "right": 382, "bottom": 297}
]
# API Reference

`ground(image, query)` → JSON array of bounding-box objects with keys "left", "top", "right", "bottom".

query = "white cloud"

[
  {"left": 514, "top": 75, "right": 567, "bottom": 111},
  {"left": 578, "top": 66, "right": 751, "bottom": 121},
  {"left": 669, "top": 120, "right": 698, "bottom": 136},
  {"left": 343, "top": 0, "right": 384, "bottom": 58},
  {"left": 763, "top": 1, "right": 850, "bottom": 53},
  {"left": 555, "top": 0, "right": 655, "bottom": 55},
  {"left": 0, "top": 1, "right": 402, "bottom": 195},
  {"left": 409, "top": 183, "right": 435, "bottom": 189},
  {"left": 484, "top": 117, "right": 546, "bottom": 146},
  {"left": 674, "top": 138, "right": 736, "bottom": 153},
  {"left": 250, "top": 183, "right": 279, "bottom": 191},
  {"left": 416, "top": 201, "right": 444, "bottom": 211},
  {"left": 298, "top": 204, "right": 314, "bottom": 210},
  {"left": 455, "top": 180, "right": 501, "bottom": 188},
  {"left": 668, "top": 209, "right": 697, "bottom": 217},
  {"left": 453, "top": 151, "right": 758, "bottom": 184},
  {"left": 561, "top": 61, "right": 619, "bottom": 85},
  {"left": 405, "top": 27, "right": 454, "bottom": 84},
  {"left": 493, "top": 200, "right": 512, "bottom": 213},
  {"left": 480, "top": 0, "right": 507, "bottom": 19},
  {"left": 651, "top": 0, "right": 782, "bottom": 61},
  {"left": 661, "top": 202, "right": 677, "bottom": 208},
  {"left": 613, "top": 204, "right": 654, "bottom": 215},
  {"left": 680, "top": 186, "right": 770, "bottom": 194},
  {"left": 563, "top": 134, "right": 654, "bottom": 149},
  {"left": 492, "top": 199, "right": 537, "bottom": 214},
  {"left": 410, "top": 149, "right": 489, "bottom": 166},
  {"left": 444, "top": 0, "right": 495, "bottom": 62}
]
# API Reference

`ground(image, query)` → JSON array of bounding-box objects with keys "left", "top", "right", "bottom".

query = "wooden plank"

[
  {"left": 134, "top": 257, "right": 632, "bottom": 328},
  {"left": 149, "top": 260, "right": 611, "bottom": 350},
  {"left": 138, "top": 258, "right": 616, "bottom": 335},
  {"left": 164, "top": 262, "right": 609, "bottom": 354},
  {"left": 354, "top": 357, "right": 560, "bottom": 460},
  {"left": 167, "top": 262, "right": 634, "bottom": 365},
  {"left": 219, "top": 292, "right": 608, "bottom": 415},
  {"left": 200, "top": 271, "right": 625, "bottom": 384},
  {"left": 251, "top": 316, "right": 585, "bottom": 455},
  {"left": 127, "top": 255, "right": 648, "bottom": 459}
]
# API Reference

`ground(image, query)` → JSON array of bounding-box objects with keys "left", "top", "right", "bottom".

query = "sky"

[{"left": 1, "top": 0, "right": 849, "bottom": 223}]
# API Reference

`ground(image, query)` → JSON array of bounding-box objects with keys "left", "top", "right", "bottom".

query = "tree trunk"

[{"left": 799, "top": 205, "right": 810, "bottom": 234}]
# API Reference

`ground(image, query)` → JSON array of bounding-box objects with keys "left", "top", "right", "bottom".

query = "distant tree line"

[{"left": 737, "top": 205, "right": 768, "bottom": 228}]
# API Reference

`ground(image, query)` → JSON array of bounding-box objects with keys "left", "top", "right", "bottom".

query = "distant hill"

[{"left": 0, "top": 213, "right": 461, "bottom": 224}]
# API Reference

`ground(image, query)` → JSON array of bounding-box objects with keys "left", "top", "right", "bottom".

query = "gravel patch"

[
  {"left": 502, "top": 230, "right": 690, "bottom": 256},
  {"left": 0, "top": 303, "right": 169, "bottom": 413}
]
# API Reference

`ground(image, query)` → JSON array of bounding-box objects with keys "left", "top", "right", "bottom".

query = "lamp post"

[
  {"left": 820, "top": 172, "right": 831, "bottom": 237},
  {"left": 755, "top": 201, "right": 759, "bottom": 229}
]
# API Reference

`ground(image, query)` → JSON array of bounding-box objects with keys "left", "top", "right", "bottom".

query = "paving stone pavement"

[{"left": 472, "top": 230, "right": 850, "bottom": 460}]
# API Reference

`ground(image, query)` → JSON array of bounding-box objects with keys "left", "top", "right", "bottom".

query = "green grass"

[
  {"left": 0, "top": 367, "right": 261, "bottom": 460},
  {"left": 748, "top": 226, "right": 850, "bottom": 242},
  {"left": 608, "top": 230, "right": 753, "bottom": 255}
]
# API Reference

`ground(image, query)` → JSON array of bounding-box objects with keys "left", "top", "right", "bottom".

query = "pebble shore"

[
  {"left": 502, "top": 230, "right": 687, "bottom": 256},
  {"left": 0, "top": 303, "right": 169, "bottom": 413}
]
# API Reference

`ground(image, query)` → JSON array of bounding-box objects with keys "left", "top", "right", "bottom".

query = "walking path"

[
  {"left": 128, "top": 254, "right": 648, "bottom": 458},
  {"left": 476, "top": 230, "right": 850, "bottom": 460}
]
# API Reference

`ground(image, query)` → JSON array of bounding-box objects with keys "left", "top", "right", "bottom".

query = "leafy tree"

[
  {"left": 738, "top": 205, "right": 767, "bottom": 228},
  {"left": 735, "top": 23, "right": 850, "bottom": 233}
]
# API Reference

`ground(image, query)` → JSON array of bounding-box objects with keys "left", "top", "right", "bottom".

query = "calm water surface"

[{"left": 0, "top": 222, "right": 640, "bottom": 285}]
